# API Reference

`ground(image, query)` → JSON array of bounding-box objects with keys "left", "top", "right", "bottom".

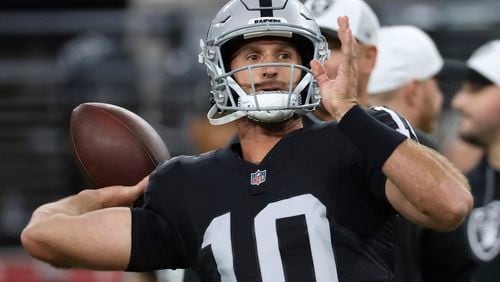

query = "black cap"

[
  {"left": 464, "top": 67, "right": 495, "bottom": 87},
  {"left": 436, "top": 58, "right": 467, "bottom": 106}
]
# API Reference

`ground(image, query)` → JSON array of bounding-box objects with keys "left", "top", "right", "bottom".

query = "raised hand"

[{"left": 311, "top": 16, "right": 359, "bottom": 121}]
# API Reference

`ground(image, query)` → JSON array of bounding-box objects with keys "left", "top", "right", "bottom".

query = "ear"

[
  {"left": 401, "top": 80, "right": 419, "bottom": 106},
  {"left": 358, "top": 45, "right": 377, "bottom": 75}
]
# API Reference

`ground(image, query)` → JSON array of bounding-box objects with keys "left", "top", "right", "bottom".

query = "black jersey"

[
  {"left": 127, "top": 122, "right": 399, "bottom": 281},
  {"left": 420, "top": 158, "right": 500, "bottom": 282},
  {"left": 393, "top": 130, "right": 437, "bottom": 282},
  {"left": 304, "top": 106, "right": 418, "bottom": 282}
]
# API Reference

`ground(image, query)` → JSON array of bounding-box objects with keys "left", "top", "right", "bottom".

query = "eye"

[
  {"left": 464, "top": 82, "right": 488, "bottom": 94},
  {"left": 246, "top": 54, "right": 259, "bottom": 61},
  {"left": 278, "top": 53, "right": 291, "bottom": 60}
]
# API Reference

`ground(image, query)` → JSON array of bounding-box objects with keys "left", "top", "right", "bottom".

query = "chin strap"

[{"left": 207, "top": 105, "right": 247, "bottom": 125}]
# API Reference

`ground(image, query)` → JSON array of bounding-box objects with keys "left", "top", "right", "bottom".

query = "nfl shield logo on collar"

[{"left": 250, "top": 169, "right": 267, "bottom": 186}]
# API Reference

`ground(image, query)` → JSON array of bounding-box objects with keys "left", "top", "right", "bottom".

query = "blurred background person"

[
  {"left": 367, "top": 25, "right": 449, "bottom": 282},
  {"left": 367, "top": 25, "right": 446, "bottom": 147},
  {"left": 303, "top": 0, "right": 379, "bottom": 123},
  {"left": 442, "top": 134, "right": 484, "bottom": 173},
  {"left": 419, "top": 40, "right": 500, "bottom": 282}
]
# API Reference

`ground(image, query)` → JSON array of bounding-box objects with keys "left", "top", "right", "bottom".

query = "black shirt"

[
  {"left": 304, "top": 106, "right": 420, "bottom": 282},
  {"left": 420, "top": 158, "right": 500, "bottom": 282},
  {"left": 128, "top": 122, "right": 399, "bottom": 281},
  {"left": 393, "top": 130, "right": 438, "bottom": 282}
]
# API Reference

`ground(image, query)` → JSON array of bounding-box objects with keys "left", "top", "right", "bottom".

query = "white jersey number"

[{"left": 201, "top": 194, "right": 339, "bottom": 282}]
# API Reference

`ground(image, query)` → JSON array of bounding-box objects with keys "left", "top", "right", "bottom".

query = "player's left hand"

[{"left": 311, "top": 16, "right": 358, "bottom": 121}]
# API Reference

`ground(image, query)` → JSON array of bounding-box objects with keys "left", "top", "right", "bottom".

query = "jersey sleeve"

[
  {"left": 127, "top": 160, "right": 190, "bottom": 272},
  {"left": 346, "top": 106, "right": 419, "bottom": 214},
  {"left": 366, "top": 106, "right": 419, "bottom": 143},
  {"left": 336, "top": 106, "right": 419, "bottom": 213},
  {"left": 361, "top": 156, "right": 394, "bottom": 214}
]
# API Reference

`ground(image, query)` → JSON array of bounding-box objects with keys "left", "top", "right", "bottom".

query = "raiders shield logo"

[
  {"left": 309, "top": 0, "right": 335, "bottom": 17},
  {"left": 467, "top": 200, "right": 500, "bottom": 261}
]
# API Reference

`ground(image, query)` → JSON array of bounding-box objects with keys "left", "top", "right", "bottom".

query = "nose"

[
  {"left": 260, "top": 55, "right": 278, "bottom": 79},
  {"left": 451, "top": 89, "right": 466, "bottom": 112},
  {"left": 261, "top": 65, "right": 278, "bottom": 79}
]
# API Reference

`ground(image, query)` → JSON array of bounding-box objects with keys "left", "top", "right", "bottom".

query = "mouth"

[
  {"left": 257, "top": 88, "right": 283, "bottom": 93},
  {"left": 255, "top": 82, "right": 288, "bottom": 93}
]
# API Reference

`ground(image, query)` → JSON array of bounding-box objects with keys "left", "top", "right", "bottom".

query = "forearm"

[
  {"left": 28, "top": 190, "right": 104, "bottom": 227},
  {"left": 336, "top": 106, "right": 472, "bottom": 230},
  {"left": 21, "top": 190, "right": 106, "bottom": 265},
  {"left": 21, "top": 183, "right": 145, "bottom": 269},
  {"left": 384, "top": 140, "right": 473, "bottom": 229},
  {"left": 421, "top": 144, "right": 470, "bottom": 193},
  {"left": 27, "top": 183, "right": 143, "bottom": 228}
]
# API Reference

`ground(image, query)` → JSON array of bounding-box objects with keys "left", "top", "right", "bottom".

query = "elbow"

[
  {"left": 434, "top": 189, "right": 474, "bottom": 231},
  {"left": 21, "top": 225, "right": 67, "bottom": 268},
  {"left": 21, "top": 225, "right": 50, "bottom": 263}
]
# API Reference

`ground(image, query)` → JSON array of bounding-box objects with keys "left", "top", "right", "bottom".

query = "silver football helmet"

[{"left": 199, "top": 0, "right": 329, "bottom": 125}]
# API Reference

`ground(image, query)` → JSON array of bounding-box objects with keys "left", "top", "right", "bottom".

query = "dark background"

[{"left": 0, "top": 0, "right": 498, "bottom": 279}]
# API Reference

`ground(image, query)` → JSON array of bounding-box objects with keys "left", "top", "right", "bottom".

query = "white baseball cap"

[
  {"left": 304, "top": 0, "right": 379, "bottom": 46},
  {"left": 368, "top": 26, "right": 444, "bottom": 94},
  {"left": 467, "top": 40, "right": 500, "bottom": 86}
]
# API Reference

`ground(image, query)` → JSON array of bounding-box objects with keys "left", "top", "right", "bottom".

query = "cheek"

[
  {"left": 460, "top": 93, "right": 500, "bottom": 132},
  {"left": 425, "top": 82, "right": 443, "bottom": 112},
  {"left": 293, "top": 69, "right": 303, "bottom": 84},
  {"left": 278, "top": 67, "right": 304, "bottom": 85},
  {"left": 432, "top": 90, "right": 444, "bottom": 113},
  {"left": 233, "top": 71, "right": 249, "bottom": 86},
  {"left": 481, "top": 96, "right": 500, "bottom": 124}
]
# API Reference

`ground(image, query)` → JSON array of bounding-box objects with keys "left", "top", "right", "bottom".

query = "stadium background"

[{"left": 0, "top": 0, "right": 499, "bottom": 281}]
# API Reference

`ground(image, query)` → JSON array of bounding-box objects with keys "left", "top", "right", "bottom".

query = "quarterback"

[{"left": 21, "top": 0, "right": 472, "bottom": 281}]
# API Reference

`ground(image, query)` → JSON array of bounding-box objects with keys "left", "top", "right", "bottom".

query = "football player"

[{"left": 21, "top": 0, "right": 472, "bottom": 281}]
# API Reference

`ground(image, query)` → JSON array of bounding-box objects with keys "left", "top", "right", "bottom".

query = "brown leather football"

[{"left": 70, "top": 102, "right": 170, "bottom": 188}]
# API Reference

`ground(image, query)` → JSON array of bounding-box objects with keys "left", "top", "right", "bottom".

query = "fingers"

[
  {"left": 136, "top": 175, "right": 149, "bottom": 193},
  {"left": 310, "top": 59, "right": 329, "bottom": 86},
  {"left": 337, "top": 16, "right": 357, "bottom": 76},
  {"left": 124, "top": 175, "right": 149, "bottom": 201},
  {"left": 311, "top": 16, "right": 356, "bottom": 86},
  {"left": 97, "top": 176, "right": 149, "bottom": 208}
]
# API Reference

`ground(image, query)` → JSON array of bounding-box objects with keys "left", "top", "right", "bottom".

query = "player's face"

[
  {"left": 452, "top": 82, "right": 500, "bottom": 147},
  {"left": 415, "top": 78, "right": 444, "bottom": 133},
  {"left": 229, "top": 39, "right": 303, "bottom": 94}
]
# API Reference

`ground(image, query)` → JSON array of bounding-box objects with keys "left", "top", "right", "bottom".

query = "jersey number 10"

[{"left": 201, "top": 194, "right": 339, "bottom": 281}]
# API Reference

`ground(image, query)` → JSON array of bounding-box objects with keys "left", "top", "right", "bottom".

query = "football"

[{"left": 70, "top": 102, "right": 170, "bottom": 189}]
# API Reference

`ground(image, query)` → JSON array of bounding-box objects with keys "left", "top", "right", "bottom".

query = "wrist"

[
  {"left": 74, "top": 189, "right": 105, "bottom": 213},
  {"left": 338, "top": 105, "right": 408, "bottom": 167},
  {"left": 32, "top": 190, "right": 103, "bottom": 220},
  {"left": 333, "top": 102, "right": 358, "bottom": 122}
]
